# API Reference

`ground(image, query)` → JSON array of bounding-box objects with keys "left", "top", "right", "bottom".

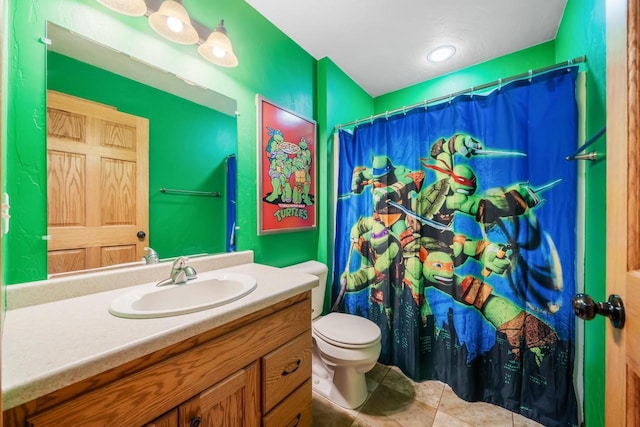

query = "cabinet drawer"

[
  {"left": 262, "top": 380, "right": 312, "bottom": 427},
  {"left": 262, "top": 331, "right": 312, "bottom": 413}
]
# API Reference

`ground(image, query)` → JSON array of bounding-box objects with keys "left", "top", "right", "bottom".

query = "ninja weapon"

[
  {"left": 482, "top": 244, "right": 512, "bottom": 277},
  {"left": 385, "top": 200, "right": 453, "bottom": 232},
  {"left": 531, "top": 178, "right": 562, "bottom": 193},
  {"left": 474, "top": 148, "right": 527, "bottom": 157},
  {"left": 525, "top": 178, "right": 562, "bottom": 206},
  {"left": 338, "top": 181, "right": 373, "bottom": 200},
  {"left": 337, "top": 192, "right": 356, "bottom": 201},
  {"left": 332, "top": 240, "right": 355, "bottom": 312}
]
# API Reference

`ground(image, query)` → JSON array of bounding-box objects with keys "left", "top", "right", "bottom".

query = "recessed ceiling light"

[{"left": 427, "top": 45, "right": 456, "bottom": 63}]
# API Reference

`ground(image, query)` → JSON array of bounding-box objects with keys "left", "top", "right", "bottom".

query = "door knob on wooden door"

[{"left": 572, "top": 293, "right": 625, "bottom": 329}]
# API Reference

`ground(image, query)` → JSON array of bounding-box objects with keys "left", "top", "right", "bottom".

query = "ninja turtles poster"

[
  {"left": 257, "top": 95, "right": 316, "bottom": 235},
  {"left": 333, "top": 68, "right": 579, "bottom": 426}
]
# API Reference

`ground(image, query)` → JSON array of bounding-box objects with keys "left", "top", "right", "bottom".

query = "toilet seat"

[{"left": 313, "top": 312, "right": 381, "bottom": 349}]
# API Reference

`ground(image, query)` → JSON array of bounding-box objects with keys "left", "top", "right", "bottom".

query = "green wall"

[
  {"left": 47, "top": 52, "right": 236, "bottom": 267},
  {"left": 374, "top": 41, "right": 556, "bottom": 112},
  {"left": 5, "top": 0, "right": 319, "bottom": 283},
  {"left": 180, "top": 0, "right": 321, "bottom": 269},
  {"left": 556, "top": 0, "right": 607, "bottom": 426}
]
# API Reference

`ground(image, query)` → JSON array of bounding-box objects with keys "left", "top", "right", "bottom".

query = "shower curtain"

[{"left": 333, "top": 67, "right": 579, "bottom": 426}]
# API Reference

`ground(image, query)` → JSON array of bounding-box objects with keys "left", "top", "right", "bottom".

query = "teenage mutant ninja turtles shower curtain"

[{"left": 333, "top": 67, "right": 579, "bottom": 427}]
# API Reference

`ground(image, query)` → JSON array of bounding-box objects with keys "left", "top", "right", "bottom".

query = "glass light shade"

[
  {"left": 197, "top": 21, "right": 238, "bottom": 68},
  {"left": 96, "top": 0, "right": 147, "bottom": 16},
  {"left": 148, "top": 0, "right": 199, "bottom": 45}
]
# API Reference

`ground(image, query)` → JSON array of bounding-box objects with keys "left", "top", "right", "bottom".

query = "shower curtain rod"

[{"left": 335, "top": 55, "right": 587, "bottom": 129}]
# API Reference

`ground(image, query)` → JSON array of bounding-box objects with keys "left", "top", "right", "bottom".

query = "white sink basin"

[{"left": 109, "top": 271, "right": 257, "bottom": 319}]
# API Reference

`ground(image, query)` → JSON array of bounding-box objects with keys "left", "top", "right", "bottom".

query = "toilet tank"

[{"left": 284, "top": 260, "right": 328, "bottom": 320}]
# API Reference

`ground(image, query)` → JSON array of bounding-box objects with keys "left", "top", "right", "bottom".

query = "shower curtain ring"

[
  {"left": 470, "top": 87, "right": 474, "bottom": 98},
  {"left": 385, "top": 111, "right": 389, "bottom": 120},
  {"left": 403, "top": 106, "right": 407, "bottom": 115},
  {"left": 528, "top": 70, "right": 533, "bottom": 82},
  {"left": 423, "top": 100, "right": 428, "bottom": 110},
  {"left": 566, "top": 58, "right": 574, "bottom": 73},
  {"left": 498, "top": 78, "right": 503, "bottom": 91},
  {"left": 369, "top": 115, "right": 373, "bottom": 124}
]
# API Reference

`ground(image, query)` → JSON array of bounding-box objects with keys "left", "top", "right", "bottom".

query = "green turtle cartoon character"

[
  {"left": 413, "top": 133, "right": 549, "bottom": 233},
  {"left": 335, "top": 216, "right": 402, "bottom": 329},
  {"left": 291, "top": 138, "right": 313, "bottom": 205},
  {"left": 266, "top": 150, "right": 293, "bottom": 203},
  {"left": 401, "top": 233, "right": 557, "bottom": 366},
  {"left": 349, "top": 155, "right": 425, "bottom": 236}
]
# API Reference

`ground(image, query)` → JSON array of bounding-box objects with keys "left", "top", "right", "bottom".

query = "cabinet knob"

[
  {"left": 189, "top": 416, "right": 201, "bottom": 427},
  {"left": 572, "top": 293, "right": 625, "bottom": 329}
]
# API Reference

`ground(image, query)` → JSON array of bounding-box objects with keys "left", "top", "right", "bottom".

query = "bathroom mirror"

[{"left": 41, "top": 22, "right": 238, "bottom": 278}]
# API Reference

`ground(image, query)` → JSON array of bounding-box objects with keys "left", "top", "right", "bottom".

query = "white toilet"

[{"left": 285, "top": 260, "right": 382, "bottom": 409}]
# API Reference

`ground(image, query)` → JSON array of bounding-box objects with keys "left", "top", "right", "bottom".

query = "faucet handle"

[
  {"left": 184, "top": 265, "right": 198, "bottom": 280},
  {"left": 172, "top": 256, "right": 189, "bottom": 270}
]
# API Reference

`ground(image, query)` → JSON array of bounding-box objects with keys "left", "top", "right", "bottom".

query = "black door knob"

[
  {"left": 572, "top": 293, "right": 625, "bottom": 329},
  {"left": 136, "top": 231, "right": 146, "bottom": 240}
]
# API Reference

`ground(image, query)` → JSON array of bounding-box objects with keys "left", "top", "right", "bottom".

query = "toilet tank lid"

[{"left": 284, "top": 260, "right": 328, "bottom": 276}]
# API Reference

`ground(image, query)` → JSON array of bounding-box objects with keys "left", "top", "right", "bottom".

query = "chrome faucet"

[
  {"left": 142, "top": 247, "right": 159, "bottom": 264},
  {"left": 156, "top": 256, "right": 198, "bottom": 286}
]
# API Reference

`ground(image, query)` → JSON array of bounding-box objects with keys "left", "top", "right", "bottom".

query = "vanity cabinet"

[{"left": 4, "top": 292, "right": 312, "bottom": 427}]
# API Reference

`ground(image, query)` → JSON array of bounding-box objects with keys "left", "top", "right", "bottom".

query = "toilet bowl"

[{"left": 284, "top": 261, "right": 382, "bottom": 409}]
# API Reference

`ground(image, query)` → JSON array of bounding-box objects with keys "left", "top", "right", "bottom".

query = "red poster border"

[{"left": 257, "top": 95, "right": 317, "bottom": 235}]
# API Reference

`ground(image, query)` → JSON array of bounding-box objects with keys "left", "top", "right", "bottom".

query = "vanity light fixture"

[
  {"left": 96, "top": 0, "right": 147, "bottom": 16},
  {"left": 197, "top": 20, "right": 238, "bottom": 68},
  {"left": 427, "top": 45, "right": 456, "bottom": 63},
  {"left": 96, "top": 0, "right": 239, "bottom": 67},
  {"left": 148, "top": 0, "right": 199, "bottom": 45}
]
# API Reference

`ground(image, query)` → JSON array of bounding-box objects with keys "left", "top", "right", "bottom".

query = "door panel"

[
  {"left": 101, "top": 157, "right": 136, "bottom": 225},
  {"left": 47, "top": 248, "right": 86, "bottom": 274},
  {"left": 46, "top": 90, "right": 149, "bottom": 275},
  {"left": 47, "top": 150, "right": 85, "bottom": 226},
  {"left": 606, "top": 0, "right": 640, "bottom": 425},
  {"left": 101, "top": 245, "right": 137, "bottom": 266}
]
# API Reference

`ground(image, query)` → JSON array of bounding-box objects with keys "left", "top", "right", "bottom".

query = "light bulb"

[
  {"left": 213, "top": 46, "right": 226, "bottom": 58},
  {"left": 166, "top": 16, "right": 184, "bottom": 33},
  {"left": 197, "top": 20, "right": 238, "bottom": 67},
  {"left": 427, "top": 45, "right": 456, "bottom": 63}
]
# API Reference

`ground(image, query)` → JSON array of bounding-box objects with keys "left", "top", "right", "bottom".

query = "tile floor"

[{"left": 311, "top": 363, "right": 544, "bottom": 427}]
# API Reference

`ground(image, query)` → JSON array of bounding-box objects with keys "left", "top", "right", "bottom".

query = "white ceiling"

[{"left": 244, "top": 0, "right": 568, "bottom": 97}]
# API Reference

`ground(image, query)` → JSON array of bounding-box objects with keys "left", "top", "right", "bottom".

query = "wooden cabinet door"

[
  {"left": 178, "top": 363, "right": 260, "bottom": 427},
  {"left": 46, "top": 90, "right": 149, "bottom": 275}
]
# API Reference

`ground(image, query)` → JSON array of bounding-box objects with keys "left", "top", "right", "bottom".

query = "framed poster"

[{"left": 257, "top": 95, "right": 317, "bottom": 235}]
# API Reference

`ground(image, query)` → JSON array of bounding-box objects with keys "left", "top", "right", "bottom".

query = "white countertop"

[{"left": 2, "top": 253, "right": 317, "bottom": 410}]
